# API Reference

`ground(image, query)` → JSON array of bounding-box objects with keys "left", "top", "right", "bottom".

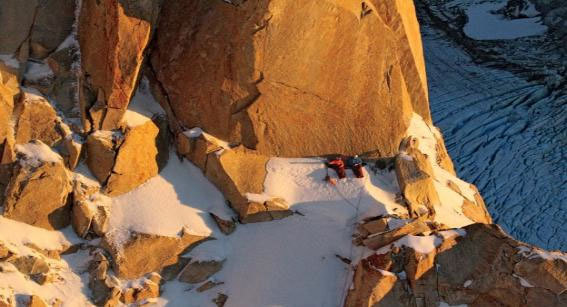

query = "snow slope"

[{"left": 418, "top": 5, "right": 567, "bottom": 250}]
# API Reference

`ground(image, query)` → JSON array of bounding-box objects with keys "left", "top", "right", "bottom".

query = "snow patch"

[
  {"left": 0, "top": 54, "right": 19, "bottom": 69},
  {"left": 107, "top": 151, "right": 232, "bottom": 246},
  {"left": 0, "top": 217, "right": 72, "bottom": 254},
  {"left": 25, "top": 61, "right": 54, "bottom": 82},
  {"left": 15, "top": 142, "right": 62, "bottom": 167},
  {"left": 394, "top": 235, "right": 442, "bottom": 254}
]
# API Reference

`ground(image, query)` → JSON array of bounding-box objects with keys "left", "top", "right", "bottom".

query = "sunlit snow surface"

[{"left": 420, "top": 14, "right": 567, "bottom": 250}]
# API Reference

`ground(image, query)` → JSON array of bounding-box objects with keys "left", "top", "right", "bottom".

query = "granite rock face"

[
  {"left": 79, "top": 0, "right": 163, "bottom": 131},
  {"left": 346, "top": 223, "right": 567, "bottom": 307},
  {"left": 151, "top": 0, "right": 431, "bottom": 157}
]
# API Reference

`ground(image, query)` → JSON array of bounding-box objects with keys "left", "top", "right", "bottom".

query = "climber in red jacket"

[{"left": 327, "top": 157, "right": 346, "bottom": 179}]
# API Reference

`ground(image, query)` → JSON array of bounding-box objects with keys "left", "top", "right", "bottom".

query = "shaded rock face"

[
  {"left": 2, "top": 141, "right": 72, "bottom": 230},
  {"left": 346, "top": 223, "right": 567, "bottom": 307},
  {"left": 101, "top": 229, "right": 207, "bottom": 279},
  {"left": 151, "top": 0, "right": 430, "bottom": 157},
  {"left": 0, "top": 0, "right": 75, "bottom": 59},
  {"left": 79, "top": 0, "right": 162, "bottom": 130}
]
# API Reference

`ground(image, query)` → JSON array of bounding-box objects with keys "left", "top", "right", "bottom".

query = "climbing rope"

[{"left": 334, "top": 183, "right": 364, "bottom": 306}]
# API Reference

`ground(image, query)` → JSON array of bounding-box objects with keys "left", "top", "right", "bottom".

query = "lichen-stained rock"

[
  {"left": 395, "top": 137, "right": 439, "bottom": 218},
  {"left": 347, "top": 223, "right": 567, "bottom": 307},
  {"left": 101, "top": 228, "right": 207, "bottom": 279},
  {"left": 151, "top": 0, "right": 431, "bottom": 157},
  {"left": 2, "top": 141, "right": 72, "bottom": 230},
  {"left": 13, "top": 91, "right": 65, "bottom": 147},
  {"left": 86, "top": 131, "right": 120, "bottom": 184},
  {"left": 29, "top": 0, "right": 76, "bottom": 59},
  {"left": 78, "top": 0, "right": 163, "bottom": 130},
  {"left": 105, "top": 117, "right": 160, "bottom": 196}
]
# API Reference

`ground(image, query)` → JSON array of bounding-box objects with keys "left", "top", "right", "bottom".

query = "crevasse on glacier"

[{"left": 417, "top": 3, "right": 567, "bottom": 250}]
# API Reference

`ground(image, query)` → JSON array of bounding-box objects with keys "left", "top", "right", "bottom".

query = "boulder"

[
  {"left": 60, "top": 135, "right": 83, "bottom": 170},
  {"left": 178, "top": 260, "right": 225, "bottom": 284},
  {"left": 101, "top": 229, "right": 207, "bottom": 279},
  {"left": 197, "top": 281, "right": 224, "bottom": 293},
  {"left": 78, "top": 0, "right": 163, "bottom": 130},
  {"left": 210, "top": 213, "right": 236, "bottom": 236},
  {"left": 88, "top": 251, "right": 122, "bottom": 306},
  {"left": 204, "top": 146, "right": 291, "bottom": 222},
  {"left": 29, "top": 0, "right": 76, "bottom": 59},
  {"left": 3, "top": 141, "right": 72, "bottom": 230},
  {"left": 13, "top": 91, "right": 65, "bottom": 147},
  {"left": 71, "top": 178, "right": 111, "bottom": 238},
  {"left": 362, "top": 219, "right": 431, "bottom": 250},
  {"left": 7, "top": 254, "right": 49, "bottom": 276},
  {"left": 104, "top": 118, "right": 160, "bottom": 196},
  {"left": 151, "top": 0, "right": 430, "bottom": 157},
  {"left": 213, "top": 293, "right": 228, "bottom": 307},
  {"left": 86, "top": 131, "right": 120, "bottom": 184},
  {"left": 395, "top": 137, "right": 439, "bottom": 218},
  {"left": 0, "top": 287, "right": 14, "bottom": 307}
]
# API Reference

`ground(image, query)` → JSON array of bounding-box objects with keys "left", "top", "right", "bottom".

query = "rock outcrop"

[
  {"left": 150, "top": 0, "right": 431, "bottom": 157},
  {"left": 395, "top": 137, "right": 439, "bottom": 219},
  {"left": 101, "top": 229, "right": 207, "bottom": 279},
  {"left": 346, "top": 223, "right": 567, "bottom": 307},
  {"left": 104, "top": 117, "right": 161, "bottom": 196},
  {"left": 79, "top": 0, "right": 163, "bottom": 131},
  {"left": 85, "top": 114, "right": 166, "bottom": 196},
  {"left": 2, "top": 141, "right": 72, "bottom": 230},
  {"left": 178, "top": 131, "right": 292, "bottom": 222},
  {"left": 13, "top": 91, "right": 66, "bottom": 147}
]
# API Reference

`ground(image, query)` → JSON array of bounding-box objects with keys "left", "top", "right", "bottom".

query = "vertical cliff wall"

[{"left": 150, "top": 0, "right": 431, "bottom": 157}]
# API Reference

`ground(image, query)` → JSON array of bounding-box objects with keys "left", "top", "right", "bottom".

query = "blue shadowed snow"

[
  {"left": 464, "top": 3, "right": 547, "bottom": 40},
  {"left": 420, "top": 23, "right": 567, "bottom": 250}
]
